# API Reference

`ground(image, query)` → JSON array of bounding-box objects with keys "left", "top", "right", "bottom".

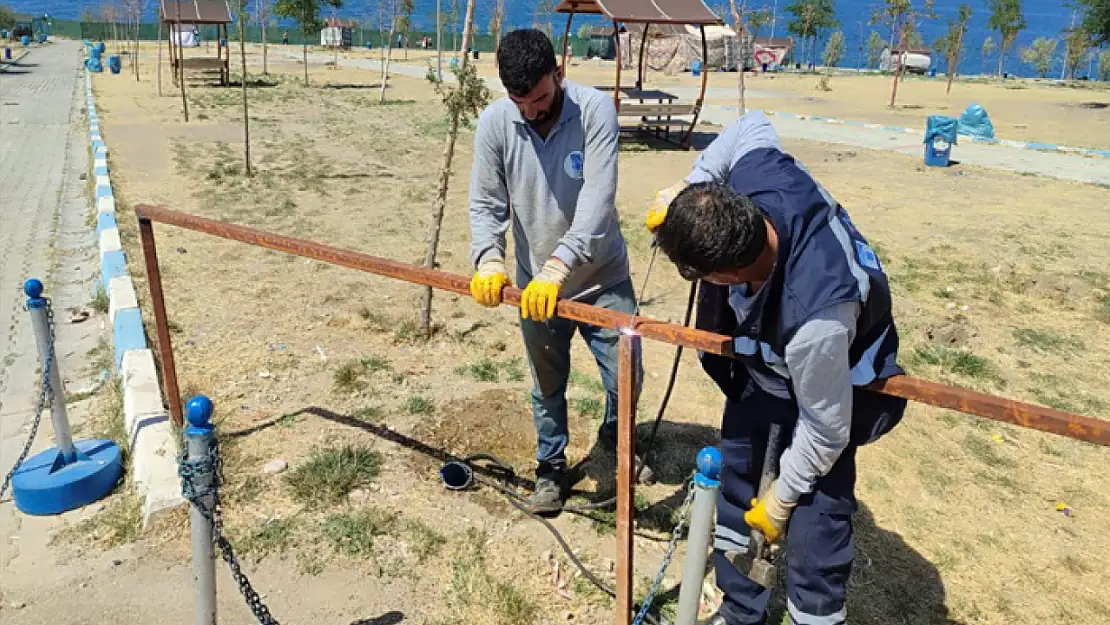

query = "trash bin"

[
  {"left": 108, "top": 55, "right": 121, "bottom": 74},
  {"left": 691, "top": 59, "right": 702, "bottom": 77},
  {"left": 96, "top": 41, "right": 106, "bottom": 53},
  {"left": 923, "top": 115, "right": 958, "bottom": 167},
  {"left": 38, "top": 34, "right": 47, "bottom": 43},
  {"left": 472, "top": 49, "right": 479, "bottom": 60},
  {"left": 20, "top": 35, "right": 30, "bottom": 46},
  {"left": 4, "top": 48, "right": 10, "bottom": 60}
]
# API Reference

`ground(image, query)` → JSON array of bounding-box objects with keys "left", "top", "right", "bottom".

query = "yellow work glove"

[
  {"left": 645, "top": 180, "right": 690, "bottom": 234},
  {"left": 469, "top": 258, "right": 511, "bottom": 308},
  {"left": 520, "top": 258, "right": 571, "bottom": 322},
  {"left": 743, "top": 481, "right": 796, "bottom": 544}
]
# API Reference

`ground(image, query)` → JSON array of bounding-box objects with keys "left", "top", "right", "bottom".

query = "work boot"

[
  {"left": 596, "top": 425, "right": 656, "bottom": 484},
  {"left": 529, "top": 467, "right": 568, "bottom": 514}
]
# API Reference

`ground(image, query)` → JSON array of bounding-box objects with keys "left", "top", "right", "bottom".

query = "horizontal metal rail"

[{"left": 134, "top": 204, "right": 1110, "bottom": 447}]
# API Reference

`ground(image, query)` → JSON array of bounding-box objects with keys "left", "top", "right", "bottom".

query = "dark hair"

[
  {"left": 497, "top": 29, "right": 557, "bottom": 97},
  {"left": 655, "top": 182, "right": 767, "bottom": 280}
]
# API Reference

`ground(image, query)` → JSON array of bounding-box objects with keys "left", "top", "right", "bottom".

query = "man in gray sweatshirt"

[
  {"left": 647, "top": 113, "right": 906, "bottom": 625},
  {"left": 467, "top": 29, "right": 644, "bottom": 512}
]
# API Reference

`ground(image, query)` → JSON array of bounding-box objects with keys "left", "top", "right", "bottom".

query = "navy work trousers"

[{"left": 712, "top": 382, "right": 858, "bottom": 625}]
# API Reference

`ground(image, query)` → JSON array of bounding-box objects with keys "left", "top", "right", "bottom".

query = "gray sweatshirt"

[
  {"left": 687, "top": 113, "right": 858, "bottom": 504},
  {"left": 468, "top": 80, "right": 630, "bottom": 298}
]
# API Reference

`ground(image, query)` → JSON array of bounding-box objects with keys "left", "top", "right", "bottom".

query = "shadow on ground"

[{"left": 349, "top": 611, "right": 404, "bottom": 625}]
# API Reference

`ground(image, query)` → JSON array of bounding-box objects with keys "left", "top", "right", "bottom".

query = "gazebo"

[
  {"left": 160, "top": 0, "right": 233, "bottom": 88},
  {"left": 555, "top": 0, "right": 724, "bottom": 148}
]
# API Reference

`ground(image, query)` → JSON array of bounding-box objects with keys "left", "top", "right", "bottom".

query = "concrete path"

[
  {"left": 285, "top": 49, "right": 1109, "bottom": 186},
  {"left": 0, "top": 41, "right": 110, "bottom": 603}
]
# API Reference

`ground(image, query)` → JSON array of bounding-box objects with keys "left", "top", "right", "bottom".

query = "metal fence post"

[
  {"left": 25, "top": 279, "right": 77, "bottom": 463},
  {"left": 675, "top": 447, "right": 722, "bottom": 625},
  {"left": 6, "top": 279, "right": 122, "bottom": 515},
  {"left": 182, "top": 395, "right": 218, "bottom": 625}
]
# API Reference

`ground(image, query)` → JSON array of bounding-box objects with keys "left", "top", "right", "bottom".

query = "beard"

[{"left": 528, "top": 83, "right": 564, "bottom": 128}]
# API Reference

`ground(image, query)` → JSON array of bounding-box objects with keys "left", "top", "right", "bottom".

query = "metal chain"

[
  {"left": 179, "top": 437, "right": 281, "bottom": 625},
  {"left": 632, "top": 478, "right": 699, "bottom": 625},
  {"left": 1, "top": 300, "right": 56, "bottom": 500}
]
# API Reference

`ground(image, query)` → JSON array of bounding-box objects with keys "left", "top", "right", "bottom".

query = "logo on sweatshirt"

[{"left": 564, "top": 151, "right": 584, "bottom": 180}]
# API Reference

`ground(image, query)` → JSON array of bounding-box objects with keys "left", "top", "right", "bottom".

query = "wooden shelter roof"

[
  {"left": 554, "top": 0, "right": 723, "bottom": 25},
  {"left": 159, "top": 0, "right": 232, "bottom": 24}
]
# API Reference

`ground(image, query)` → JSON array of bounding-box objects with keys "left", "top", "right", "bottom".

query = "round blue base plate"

[{"left": 11, "top": 439, "right": 124, "bottom": 516}]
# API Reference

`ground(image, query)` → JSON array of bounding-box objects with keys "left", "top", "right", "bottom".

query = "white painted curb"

[{"left": 85, "top": 70, "right": 184, "bottom": 526}]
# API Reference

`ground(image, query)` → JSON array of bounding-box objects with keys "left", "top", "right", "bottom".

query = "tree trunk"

[
  {"left": 303, "top": 38, "right": 309, "bottom": 84},
  {"left": 134, "top": 16, "right": 141, "bottom": 81},
  {"left": 262, "top": 17, "right": 268, "bottom": 74},
  {"left": 946, "top": 27, "right": 963, "bottom": 94},
  {"left": 380, "top": 17, "right": 396, "bottom": 103},
  {"left": 889, "top": 23, "right": 906, "bottom": 107},
  {"left": 239, "top": 9, "right": 252, "bottom": 176},
  {"left": 157, "top": 20, "right": 163, "bottom": 96},
  {"left": 175, "top": 2, "right": 189, "bottom": 122},
  {"left": 419, "top": 0, "right": 477, "bottom": 336},
  {"left": 997, "top": 41, "right": 1005, "bottom": 77},
  {"left": 729, "top": 0, "right": 746, "bottom": 114}
]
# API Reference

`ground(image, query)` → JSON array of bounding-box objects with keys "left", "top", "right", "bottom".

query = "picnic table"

[{"left": 597, "top": 86, "right": 700, "bottom": 147}]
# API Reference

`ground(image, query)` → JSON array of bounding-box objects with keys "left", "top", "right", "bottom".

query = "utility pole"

[
  {"left": 436, "top": 0, "right": 443, "bottom": 82},
  {"left": 857, "top": 21, "right": 863, "bottom": 70}
]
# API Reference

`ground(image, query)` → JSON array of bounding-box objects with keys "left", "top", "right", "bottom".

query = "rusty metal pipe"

[
  {"left": 132, "top": 204, "right": 1110, "bottom": 448},
  {"left": 616, "top": 333, "right": 639, "bottom": 625},
  {"left": 138, "top": 216, "right": 185, "bottom": 427}
]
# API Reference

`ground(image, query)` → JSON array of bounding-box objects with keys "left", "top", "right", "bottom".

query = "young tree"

[
  {"left": 866, "top": 30, "right": 884, "bottom": 67},
  {"left": 419, "top": 0, "right": 490, "bottom": 335},
  {"left": 785, "top": 0, "right": 838, "bottom": 69},
  {"left": 379, "top": 0, "right": 397, "bottom": 103},
  {"left": 1062, "top": 26, "right": 1089, "bottom": 79},
  {"left": 747, "top": 7, "right": 773, "bottom": 38},
  {"left": 1100, "top": 47, "right": 1110, "bottom": 79},
  {"left": 399, "top": 0, "right": 414, "bottom": 59},
  {"left": 489, "top": 0, "right": 505, "bottom": 45},
  {"left": 937, "top": 3, "right": 971, "bottom": 93},
  {"left": 255, "top": 0, "right": 270, "bottom": 74},
  {"left": 236, "top": 0, "right": 252, "bottom": 176},
  {"left": 451, "top": 0, "right": 460, "bottom": 51},
  {"left": 822, "top": 29, "right": 845, "bottom": 74},
  {"left": 0, "top": 6, "right": 15, "bottom": 31},
  {"left": 534, "top": 0, "right": 555, "bottom": 38},
  {"left": 988, "top": 0, "right": 1026, "bottom": 76},
  {"left": 880, "top": 0, "right": 936, "bottom": 107},
  {"left": 274, "top": 0, "right": 343, "bottom": 85},
  {"left": 728, "top": 0, "right": 748, "bottom": 112},
  {"left": 1020, "top": 36, "right": 1057, "bottom": 77},
  {"left": 981, "top": 35, "right": 995, "bottom": 74}
]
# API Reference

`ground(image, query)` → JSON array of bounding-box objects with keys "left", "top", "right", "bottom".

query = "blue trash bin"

[
  {"left": 691, "top": 59, "right": 702, "bottom": 77},
  {"left": 108, "top": 55, "right": 121, "bottom": 74},
  {"left": 20, "top": 35, "right": 30, "bottom": 46},
  {"left": 96, "top": 41, "right": 106, "bottom": 53},
  {"left": 4, "top": 48, "right": 10, "bottom": 60},
  {"left": 923, "top": 115, "right": 958, "bottom": 167}
]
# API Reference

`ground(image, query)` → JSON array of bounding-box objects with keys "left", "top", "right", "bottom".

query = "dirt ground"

[
  {"left": 367, "top": 47, "right": 1110, "bottom": 150},
  {"left": 44, "top": 42, "right": 1110, "bottom": 625}
]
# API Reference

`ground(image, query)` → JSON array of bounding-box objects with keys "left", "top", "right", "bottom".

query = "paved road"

[
  {"left": 283, "top": 49, "right": 1110, "bottom": 186},
  {"left": 0, "top": 41, "right": 105, "bottom": 593}
]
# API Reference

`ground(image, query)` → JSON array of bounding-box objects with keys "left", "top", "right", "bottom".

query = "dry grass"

[{"left": 89, "top": 42, "right": 1110, "bottom": 625}]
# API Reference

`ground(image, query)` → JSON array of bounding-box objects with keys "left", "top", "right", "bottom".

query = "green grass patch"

[
  {"left": 320, "top": 508, "right": 397, "bottom": 558},
  {"left": 406, "top": 396, "right": 435, "bottom": 415},
  {"left": 569, "top": 369, "right": 606, "bottom": 394},
  {"left": 449, "top": 528, "right": 538, "bottom": 625},
  {"left": 571, "top": 396, "right": 604, "bottom": 420},
  {"left": 285, "top": 445, "right": 383, "bottom": 506},
  {"left": 55, "top": 492, "right": 141, "bottom": 547},
  {"left": 1012, "top": 328, "right": 1083, "bottom": 354},
  {"left": 240, "top": 517, "right": 300, "bottom": 559},
  {"left": 333, "top": 355, "right": 393, "bottom": 393},
  {"left": 403, "top": 519, "right": 446, "bottom": 562},
  {"left": 904, "top": 345, "right": 1003, "bottom": 386},
  {"left": 90, "top": 285, "right": 110, "bottom": 314},
  {"left": 351, "top": 406, "right": 384, "bottom": 423},
  {"left": 961, "top": 433, "right": 1016, "bottom": 469}
]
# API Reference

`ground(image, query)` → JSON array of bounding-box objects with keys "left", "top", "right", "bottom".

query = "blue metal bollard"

[
  {"left": 675, "top": 446, "right": 722, "bottom": 625},
  {"left": 9, "top": 280, "right": 123, "bottom": 515},
  {"left": 691, "top": 59, "right": 703, "bottom": 77},
  {"left": 183, "top": 395, "right": 218, "bottom": 625}
]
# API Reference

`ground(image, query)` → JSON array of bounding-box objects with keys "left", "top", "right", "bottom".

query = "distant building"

[
  {"left": 320, "top": 17, "right": 353, "bottom": 50},
  {"left": 880, "top": 46, "right": 932, "bottom": 74},
  {"left": 753, "top": 36, "right": 793, "bottom": 69}
]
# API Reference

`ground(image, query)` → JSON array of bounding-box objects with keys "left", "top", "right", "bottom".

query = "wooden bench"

[{"left": 617, "top": 102, "right": 698, "bottom": 118}]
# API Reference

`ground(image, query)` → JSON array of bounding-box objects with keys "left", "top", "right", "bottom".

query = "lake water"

[{"left": 20, "top": 0, "right": 1095, "bottom": 78}]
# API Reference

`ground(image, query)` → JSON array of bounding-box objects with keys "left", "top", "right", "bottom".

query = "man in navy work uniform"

[
  {"left": 645, "top": 112, "right": 907, "bottom": 625},
  {"left": 467, "top": 29, "right": 647, "bottom": 513}
]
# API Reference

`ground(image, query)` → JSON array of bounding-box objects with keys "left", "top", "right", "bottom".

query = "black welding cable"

[{"left": 560, "top": 279, "right": 699, "bottom": 514}]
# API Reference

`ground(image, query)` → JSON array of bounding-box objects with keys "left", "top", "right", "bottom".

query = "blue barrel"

[
  {"left": 691, "top": 59, "right": 703, "bottom": 77},
  {"left": 38, "top": 34, "right": 47, "bottom": 43},
  {"left": 96, "top": 41, "right": 106, "bottom": 54},
  {"left": 108, "top": 55, "right": 121, "bottom": 74},
  {"left": 20, "top": 35, "right": 30, "bottom": 46},
  {"left": 4, "top": 48, "right": 10, "bottom": 60},
  {"left": 923, "top": 115, "right": 958, "bottom": 167}
]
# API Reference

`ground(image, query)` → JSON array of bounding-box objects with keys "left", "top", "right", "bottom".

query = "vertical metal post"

[
  {"left": 436, "top": 0, "right": 442, "bottom": 82},
  {"left": 184, "top": 396, "right": 217, "bottom": 625},
  {"left": 616, "top": 332, "right": 640, "bottom": 625},
  {"left": 675, "top": 448, "right": 722, "bottom": 625},
  {"left": 25, "top": 280, "right": 77, "bottom": 464},
  {"left": 138, "top": 217, "right": 184, "bottom": 427}
]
